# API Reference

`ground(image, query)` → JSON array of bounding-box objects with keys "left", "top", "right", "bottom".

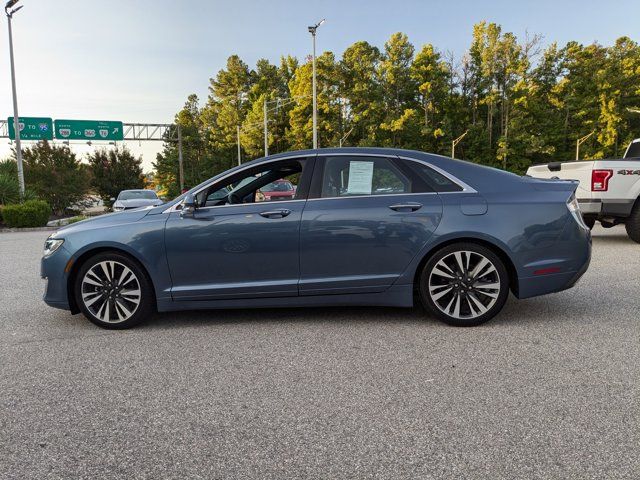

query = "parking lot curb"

[{"left": 0, "top": 226, "right": 59, "bottom": 233}]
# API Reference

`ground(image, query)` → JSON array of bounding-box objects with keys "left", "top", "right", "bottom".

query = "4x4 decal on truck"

[{"left": 617, "top": 169, "right": 640, "bottom": 175}]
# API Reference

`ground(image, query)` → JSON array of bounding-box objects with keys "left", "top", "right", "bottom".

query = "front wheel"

[
  {"left": 419, "top": 243, "right": 510, "bottom": 327},
  {"left": 74, "top": 252, "right": 153, "bottom": 329}
]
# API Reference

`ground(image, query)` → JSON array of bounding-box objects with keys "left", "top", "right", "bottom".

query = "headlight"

[{"left": 43, "top": 238, "right": 64, "bottom": 257}]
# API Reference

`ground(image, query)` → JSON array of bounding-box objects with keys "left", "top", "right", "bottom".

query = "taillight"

[{"left": 591, "top": 169, "right": 612, "bottom": 191}]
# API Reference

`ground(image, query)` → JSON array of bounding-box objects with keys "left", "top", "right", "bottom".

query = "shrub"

[
  {"left": 66, "top": 215, "right": 88, "bottom": 224},
  {"left": 0, "top": 173, "right": 20, "bottom": 205},
  {"left": 1, "top": 200, "right": 51, "bottom": 228}
]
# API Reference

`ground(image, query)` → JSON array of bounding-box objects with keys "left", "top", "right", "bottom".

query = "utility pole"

[
  {"left": 451, "top": 131, "right": 468, "bottom": 159},
  {"left": 576, "top": 131, "right": 595, "bottom": 161},
  {"left": 237, "top": 125, "right": 241, "bottom": 165},
  {"left": 6, "top": 0, "right": 25, "bottom": 197},
  {"left": 308, "top": 19, "right": 324, "bottom": 150},
  {"left": 177, "top": 124, "right": 184, "bottom": 192},
  {"left": 263, "top": 97, "right": 268, "bottom": 157}
]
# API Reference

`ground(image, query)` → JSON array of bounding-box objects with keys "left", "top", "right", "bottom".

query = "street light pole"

[
  {"left": 263, "top": 97, "right": 268, "bottom": 157},
  {"left": 237, "top": 125, "right": 241, "bottom": 166},
  {"left": 451, "top": 130, "right": 468, "bottom": 159},
  {"left": 177, "top": 124, "right": 184, "bottom": 192},
  {"left": 308, "top": 19, "right": 324, "bottom": 150},
  {"left": 576, "top": 131, "right": 595, "bottom": 161},
  {"left": 6, "top": 0, "right": 25, "bottom": 197}
]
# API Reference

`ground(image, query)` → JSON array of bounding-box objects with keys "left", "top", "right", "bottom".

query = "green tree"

[
  {"left": 21, "top": 141, "right": 90, "bottom": 215},
  {"left": 88, "top": 146, "right": 144, "bottom": 208}
]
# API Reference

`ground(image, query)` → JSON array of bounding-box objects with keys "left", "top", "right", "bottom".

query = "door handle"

[
  {"left": 259, "top": 209, "right": 292, "bottom": 219},
  {"left": 388, "top": 203, "right": 422, "bottom": 212}
]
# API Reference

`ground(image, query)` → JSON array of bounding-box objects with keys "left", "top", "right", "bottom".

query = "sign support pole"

[{"left": 7, "top": 11, "right": 25, "bottom": 197}]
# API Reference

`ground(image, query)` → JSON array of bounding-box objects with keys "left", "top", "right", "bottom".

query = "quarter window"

[{"left": 411, "top": 163, "right": 463, "bottom": 192}]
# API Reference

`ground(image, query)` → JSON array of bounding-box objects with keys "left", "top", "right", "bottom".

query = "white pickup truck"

[{"left": 527, "top": 139, "right": 640, "bottom": 243}]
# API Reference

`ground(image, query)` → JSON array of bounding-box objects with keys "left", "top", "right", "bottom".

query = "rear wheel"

[
  {"left": 419, "top": 243, "right": 510, "bottom": 327},
  {"left": 74, "top": 252, "right": 153, "bottom": 329},
  {"left": 625, "top": 200, "right": 640, "bottom": 244}
]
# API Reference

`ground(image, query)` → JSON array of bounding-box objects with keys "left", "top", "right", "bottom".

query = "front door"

[
  {"left": 164, "top": 157, "right": 314, "bottom": 301},
  {"left": 299, "top": 155, "right": 443, "bottom": 295}
]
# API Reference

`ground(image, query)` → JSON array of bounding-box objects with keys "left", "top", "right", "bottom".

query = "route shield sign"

[
  {"left": 54, "top": 119, "right": 124, "bottom": 141},
  {"left": 7, "top": 117, "right": 54, "bottom": 140}
]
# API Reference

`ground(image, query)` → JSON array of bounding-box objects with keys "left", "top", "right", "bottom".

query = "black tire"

[
  {"left": 583, "top": 216, "right": 596, "bottom": 230},
  {"left": 419, "top": 243, "right": 510, "bottom": 327},
  {"left": 625, "top": 200, "right": 640, "bottom": 244},
  {"left": 74, "top": 252, "right": 154, "bottom": 329}
]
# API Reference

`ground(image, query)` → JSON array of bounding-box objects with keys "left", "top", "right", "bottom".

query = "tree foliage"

[
  {"left": 88, "top": 146, "right": 144, "bottom": 207},
  {"left": 21, "top": 141, "right": 90, "bottom": 215},
  {"left": 154, "top": 24, "right": 640, "bottom": 195}
]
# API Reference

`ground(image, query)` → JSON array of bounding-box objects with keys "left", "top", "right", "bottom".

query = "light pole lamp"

[
  {"left": 5, "top": 0, "right": 25, "bottom": 197},
  {"left": 576, "top": 131, "right": 595, "bottom": 161},
  {"left": 451, "top": 131, "right": 468, "bottom": 159},
  {"left": 308, "top": 19, "right": 324, "bottom": 150}
]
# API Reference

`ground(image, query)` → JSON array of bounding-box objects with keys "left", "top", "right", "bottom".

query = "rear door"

[{"left": 298, "top": 154, "right": 443, "bottom": 295}]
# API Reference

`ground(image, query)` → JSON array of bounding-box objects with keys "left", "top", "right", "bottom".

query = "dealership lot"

[{"left": 0, "top": 227, "right": 638, "bottom": 479}]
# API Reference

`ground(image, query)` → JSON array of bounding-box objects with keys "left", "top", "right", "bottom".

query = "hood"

[{"left": 53, "top": 209, "right": 151, "bottom": 236}]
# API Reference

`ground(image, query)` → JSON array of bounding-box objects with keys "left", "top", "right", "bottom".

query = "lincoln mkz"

[{"left": 41, "top": 148, "right": 591, "bottom": 328}]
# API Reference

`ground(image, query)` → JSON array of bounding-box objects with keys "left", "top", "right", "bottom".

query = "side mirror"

[
  {"left": 110, "top": 197, "right": 116, "bottom": 202},
  {"left": 181, "top": 193, "right": 196, "bottom": 217}
]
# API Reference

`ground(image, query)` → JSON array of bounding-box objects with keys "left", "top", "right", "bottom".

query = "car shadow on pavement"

[{"left": 141, "top": 304, "right": 438, "bottom": 331}]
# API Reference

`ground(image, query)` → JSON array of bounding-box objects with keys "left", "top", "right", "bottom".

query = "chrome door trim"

[{"left": 164, "top": 151, "right": 477, "bottom": 213}]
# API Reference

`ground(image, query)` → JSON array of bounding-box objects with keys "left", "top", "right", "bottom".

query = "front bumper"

[{"left": 40, "top": 246, "right": 73, "bottom": 311}]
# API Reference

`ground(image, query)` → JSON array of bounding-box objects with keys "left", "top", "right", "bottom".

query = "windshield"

[
  {"left": 118, "top": 190, "right": 158, "bottom": 200},
  {"left": 261, "top": 181, "right": 294, "bottom": 192}
]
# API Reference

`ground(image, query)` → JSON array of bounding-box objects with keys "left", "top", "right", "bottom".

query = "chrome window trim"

[
  {"left": 314, "top": 152, "right": 477, "bottom": 198},
  {"left": 163, "top": 151, "right": 476, "bottom": 213},
  {"left": 175, "top": 198, "right": 307, "bottom": 214},
  {"left": 162, "top": 154, "right": 311, "bottom": 213}
]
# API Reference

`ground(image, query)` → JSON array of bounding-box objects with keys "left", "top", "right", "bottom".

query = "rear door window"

[{"left": 320, "top": 156, "right": 422, "bottom": 198}]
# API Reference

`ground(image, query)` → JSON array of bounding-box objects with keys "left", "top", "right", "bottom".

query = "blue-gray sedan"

[{"left": 41, "top": 148, "right": 591, "bottom": 329}]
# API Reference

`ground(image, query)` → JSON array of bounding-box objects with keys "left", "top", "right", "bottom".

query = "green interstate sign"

[
  {"left": 7, "top": 117, "right": 54, "bottom": 140},
  {"left": 54, "top": 119, "right": 124, "bottom": 141}
]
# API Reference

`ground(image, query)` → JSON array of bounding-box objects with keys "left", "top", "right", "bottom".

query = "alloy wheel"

[
  {"left": 80, "top": 260, "right": 142, "bottom": 323},
  {"left": 428, "top": 250, "right": 501, "bottom": 320}
]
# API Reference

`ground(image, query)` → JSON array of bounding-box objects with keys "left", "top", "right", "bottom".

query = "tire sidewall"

[
  {"left": 74, "top": 252, "right": 153, "bottom": 329},
  {"left": 419, "top": 243, "right": 510, "bottom": 327}
]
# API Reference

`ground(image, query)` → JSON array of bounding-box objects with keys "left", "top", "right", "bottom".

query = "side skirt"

[{"left": 156, "top": 284, "right": 414, "bottom": 312}]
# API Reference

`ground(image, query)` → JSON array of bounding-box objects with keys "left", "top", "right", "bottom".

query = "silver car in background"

[{"left": 112, "top": 190, "right": 163, "bottom": 211}]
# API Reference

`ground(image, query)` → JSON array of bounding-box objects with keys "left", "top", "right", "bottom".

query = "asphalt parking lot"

[{"left": 1, "top": 226, "right": 638, "bottom": 479}]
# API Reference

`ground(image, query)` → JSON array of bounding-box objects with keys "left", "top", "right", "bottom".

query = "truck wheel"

[
  {"left": 583, "top": 216, "right": 596, "bottom": 230},
  {"left": 625, "top": 200, "right": 640, "bottom": 244}
]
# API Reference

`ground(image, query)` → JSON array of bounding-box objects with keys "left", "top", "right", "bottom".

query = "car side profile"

[{"left": 41, "top": 148, "right": 591, "bottom": 329}]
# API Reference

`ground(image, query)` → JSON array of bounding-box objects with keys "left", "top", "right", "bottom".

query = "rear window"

[{"left": 625, "top": 141, "right": 640, "bottom": 159}]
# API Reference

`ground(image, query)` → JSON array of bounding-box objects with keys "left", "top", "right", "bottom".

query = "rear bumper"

[
  {"left": 577, "top": 199, "right": 601, "bottom": 214},
  {"left": 516, "top": 215, "right": 592, "bottom": 299},
  {"left": 579, "top": 198, "right": 635, "bottom": 217}
]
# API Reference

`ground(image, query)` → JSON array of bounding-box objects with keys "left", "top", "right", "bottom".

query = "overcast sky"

[{"left": 1, "top": 0, "right": 638, "bottom": 171}]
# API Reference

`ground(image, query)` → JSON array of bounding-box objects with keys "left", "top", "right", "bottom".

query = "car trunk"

[{"left": 527, "top": 161, "right": 595, "bottom": 200}]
